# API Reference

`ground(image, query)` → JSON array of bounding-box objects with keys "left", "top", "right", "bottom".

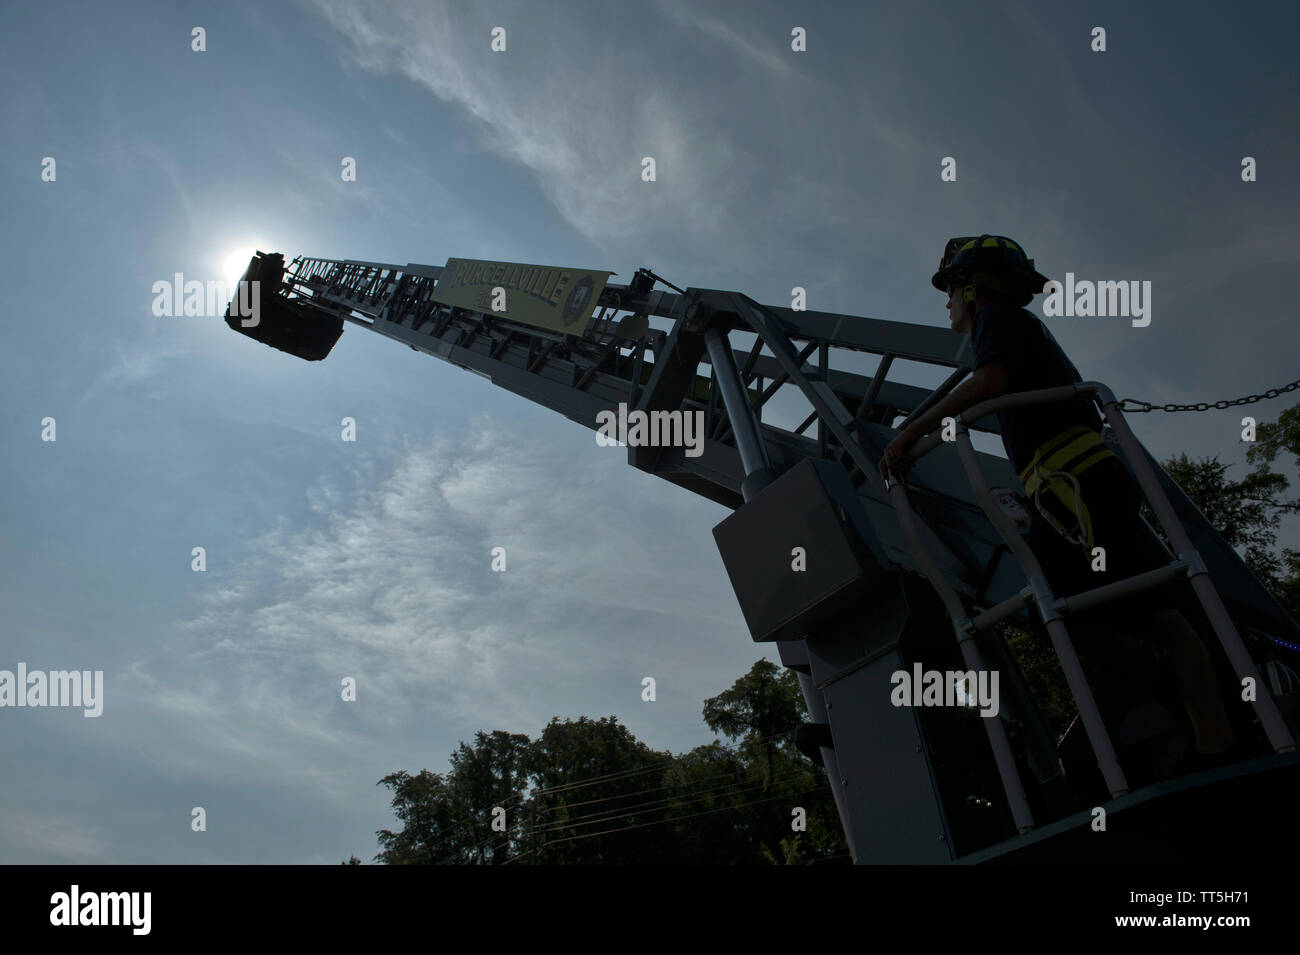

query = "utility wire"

[
  {"left": 503, "top": 783, "right": 829, "bottom": 861},
  {"left": 402, "top": 728, "right": 801, "bottom": 852},
  {"left": 466, "top": 763, "right": 821, "bottom": 859},
  {"left": 526, "top": 768, "right": 816, "bottom": 837}
]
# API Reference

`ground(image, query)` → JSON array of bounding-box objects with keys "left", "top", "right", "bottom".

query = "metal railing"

[{"left": 882, "top": 380, "right": 1297, "bottom": 826}]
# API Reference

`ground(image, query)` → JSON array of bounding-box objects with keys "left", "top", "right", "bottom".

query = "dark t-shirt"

[{"left": 969, "top": 302, "right": 1102, "bottom": 475}]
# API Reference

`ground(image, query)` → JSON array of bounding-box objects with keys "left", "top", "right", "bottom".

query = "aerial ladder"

[{"left": 224, "top": 250, "right": 1300, "bottom": 863}]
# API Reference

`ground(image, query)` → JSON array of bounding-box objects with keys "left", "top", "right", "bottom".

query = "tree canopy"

[{"left": 367, "top": 661, "right": 848, "bottom": 865}]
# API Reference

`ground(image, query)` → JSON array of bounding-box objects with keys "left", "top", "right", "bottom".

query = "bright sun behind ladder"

[{"left": 220, "top": 243, "right": 269, "bottom": 287}]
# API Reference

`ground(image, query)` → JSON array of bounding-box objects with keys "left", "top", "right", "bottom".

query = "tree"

[
  {"left": 702, "top": 659, "right": 803, "bottom": 790},
  {"left": 1146, "top": 452, "right": 1291, "bottom": 587},
  {"left": 362, "top": 663, "right": 851, "bottom": 864},
  {"left": 446, "top": 730, "right": 531, "bottom": 864},
  {"left": 522, "top": 716, "right": 675, "bottom": 865},
  {"left": 1245, "top": 401, "right": 1300, "bottom": 620},
  {"left": 702, "top": 660, "right": 847, "bottom": 863},
  {"left": 374, "top": 769, "right": 460, "bottom": 864},
  {"left": 374, "top": 729, "right": 531, "bottom": 865},
  {"left": 1136, "top": 398, "right": 1300, "bottom": 620},
  {"left": 660, "top": 742, "right": 763, "bottom": 864},
  {"left": 1246, "top": 402, "right": 1300, "bottom": 478}
]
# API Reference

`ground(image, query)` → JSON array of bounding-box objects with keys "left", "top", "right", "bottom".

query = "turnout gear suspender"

[{"left": 1018, "top": 424, "right": 1116, "bottom": 553}]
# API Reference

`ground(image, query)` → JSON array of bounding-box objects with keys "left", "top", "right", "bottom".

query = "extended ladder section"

[{"left": 225, "top": 251, "right": 1300, "bottom": 862}]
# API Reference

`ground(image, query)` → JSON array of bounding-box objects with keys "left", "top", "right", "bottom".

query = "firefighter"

[{"left": 878, "top": 235, "right": 1239, "bottom": 772}]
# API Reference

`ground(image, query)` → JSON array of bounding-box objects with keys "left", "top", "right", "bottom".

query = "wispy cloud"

[
  {"left": 97, "top": 138, "right": 199, "bottom": 238},
  {"left": 301, "top": 0, "right": 883, "bottom": 261},
  {"left": 1, "top": 810, "right": 111, "bottom": 864},
  {"left": 115, "top": 414, "right": 747, "bottom": 789},
  {"left": 655, "top": 1, "right": 805, "bottom": 78}
]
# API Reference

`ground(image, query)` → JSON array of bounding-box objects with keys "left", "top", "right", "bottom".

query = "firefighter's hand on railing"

[{"left": 879, "top": 427, "right": 923, "bottom": 482}]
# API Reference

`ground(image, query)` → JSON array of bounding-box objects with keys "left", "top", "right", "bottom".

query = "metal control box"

[{"left": 712, "top": 458, "right": 896, "bottom": 642}]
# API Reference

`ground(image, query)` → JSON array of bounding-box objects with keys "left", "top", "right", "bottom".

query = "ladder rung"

[{"left": 1055, "top": 562, "right": 1185, "bottom": 616}]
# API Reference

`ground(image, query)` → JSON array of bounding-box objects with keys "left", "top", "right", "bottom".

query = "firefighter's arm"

[{"left": 877, "top": 363, "right": 1009, "bottom": 478}]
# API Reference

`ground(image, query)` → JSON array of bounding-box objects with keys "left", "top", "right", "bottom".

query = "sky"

[{"left": 0, "top": 0, "right": 1297, "bottom": 863}]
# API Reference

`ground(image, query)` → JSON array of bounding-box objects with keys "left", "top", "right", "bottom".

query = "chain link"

[{"left": 1117, "top": 378, "right": 1300, "bottom": 414}]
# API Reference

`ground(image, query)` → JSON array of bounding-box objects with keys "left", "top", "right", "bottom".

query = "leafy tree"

[
  {"left": 522, "top": 716, "right": 675, "bottom": 865},
  {"left": 1246, "top": 402, "right": 1300, "bottom": 478},
  {"left": 1146, "top": 452, "right": 1290, "bottom": 587},
  {"left": 363, "top": 663, "right": 850, "bottom": 864},
  {"left": 374, "top": 769, "right": 460, "bottom": 864},
  {"left": 374, "top": 729, "right": 530, "bottom": 865},
  {"left": 1245, "top": 401, "right": 1300, "bottom": 619},
  {"left": 1140, "top": 402, "right": 1300, "bottom": 614},
  {"left": 761, "top": 835, "right": 806, "bottom": 866},
  {"left": 702, "top": 660, "right": 847, "bottom": 862},
  {"left": 702, "top": 659, "right": 802, "bottom": 790},
  {"left": 446, "top": 730, "right": 531, "bottom": 864},
  {"left": 660, "top": 742, "right": 761, "bottom": 864}
]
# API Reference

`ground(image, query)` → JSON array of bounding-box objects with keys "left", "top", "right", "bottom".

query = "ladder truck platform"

[{"left": 224, "top": 249, "right": 1300, "bottom": 864}]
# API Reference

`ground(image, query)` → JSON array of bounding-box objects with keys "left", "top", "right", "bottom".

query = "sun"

[{"left": 219, "top": 241, "right": 273, "bottom": 286}]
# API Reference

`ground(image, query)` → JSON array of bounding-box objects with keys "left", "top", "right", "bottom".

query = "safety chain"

[{"left": 1118, "top": 378, "right": 1300, "bottom": 413}]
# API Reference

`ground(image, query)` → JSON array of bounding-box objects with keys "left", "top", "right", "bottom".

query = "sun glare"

[{"left": 219, "top": 241, "right": 272, "bottom": 286}]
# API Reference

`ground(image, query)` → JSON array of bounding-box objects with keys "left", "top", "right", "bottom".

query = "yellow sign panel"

[{"left": 432, "top": 258, "right": 612, "bottom": 335}]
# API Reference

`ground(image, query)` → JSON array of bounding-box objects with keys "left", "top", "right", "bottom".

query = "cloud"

[
  {"left": 114, "top": 414, "right": 746, "bottom": 789},
  {"left": 301, "top": 0, "right": 906, "bottom": 260},
  {"left": 655, "top": 2, "right": 803, "bottom": 78},
  {"left": 71, "top": 338, "right": 193, "bottom": 414},
  {"left": 97, "top": 138, "right": 199, "bottom": 238},
  {"left": 0, "top": 810, "right": 111, "bottom": 864}
]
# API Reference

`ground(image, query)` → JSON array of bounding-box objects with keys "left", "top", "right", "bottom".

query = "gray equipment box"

[{"left": 712, "top": 458, "right": 897, "bottom": 642}]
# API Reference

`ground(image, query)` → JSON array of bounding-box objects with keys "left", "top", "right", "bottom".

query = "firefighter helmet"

[{"left": 930, "top": 234, "right": 1052, "bottom": 305}]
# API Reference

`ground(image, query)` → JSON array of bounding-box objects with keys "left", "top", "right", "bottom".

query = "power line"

[
  {"left": 504, "top": 783, "right": 829, "bottom": 861},
  {"left": 465, "top": 763, "right": 821, "bottom": 860},
  {"left": 527, "top": 768, "right": 816, "bottom": 837},
  {"left": 393, "top": 728, "right": 803, "bottom": 855},
  {"left": 532, "top": 751, "right": 785, "bottom": 815}
]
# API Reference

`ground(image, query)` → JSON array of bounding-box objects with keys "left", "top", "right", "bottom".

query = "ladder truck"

[{"left": 224, "top": 249, "right": 1300, "bottom": 864}]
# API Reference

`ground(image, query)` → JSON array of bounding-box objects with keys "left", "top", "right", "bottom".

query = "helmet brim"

[{"left": 931, "top": 266, "right": 1053, "bottom": 297}]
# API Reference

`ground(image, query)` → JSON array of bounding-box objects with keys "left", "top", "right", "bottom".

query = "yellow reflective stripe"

[
  {"left": 1031, "top": 425, "right": 1093, "bottom": 467},
  {"left": 1029, "top": 446, "right": 1114, "bottom": 494},
  {"left": 1021, "top": 438, "right": 1113, "bottom": 497},
  {"left": 1065, "top": 446, "right": 1113, "bottom": 481},
  {"left": 982, "top": 237, "right": 1000, "bottom": 247},
  {"left": 1040, "top": 432, "right": 1107, "bottom": 475},
  {"left": 1019, "top": 425, "right": 1094, "bottom": 485}
]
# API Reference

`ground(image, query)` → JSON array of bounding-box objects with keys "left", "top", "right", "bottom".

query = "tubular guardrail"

[{"left": 883, "top": 380, "right": 1297, "bottom": 817}]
